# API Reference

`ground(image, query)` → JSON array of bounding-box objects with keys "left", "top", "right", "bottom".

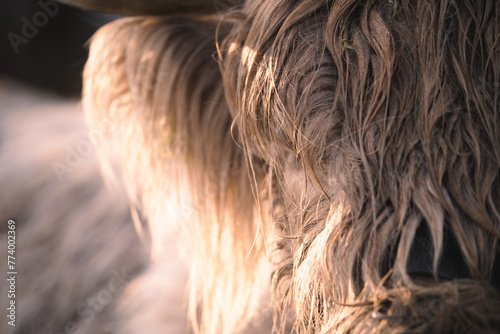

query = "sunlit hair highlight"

[{"left": 84, "top": 16, "right": 273, "bottom": 333}]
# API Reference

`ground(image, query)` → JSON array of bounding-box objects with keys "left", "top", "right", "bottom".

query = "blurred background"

[
  {"left": 0, "top": 2, "right": 190, "bottom": 333},
  {"left": 0, "top": 0, "right": 118, "bottom": 96}
]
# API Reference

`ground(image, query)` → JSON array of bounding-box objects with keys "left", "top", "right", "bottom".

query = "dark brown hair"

[{"left": 221, "top": 0, "right": 500, "bottom": 332}]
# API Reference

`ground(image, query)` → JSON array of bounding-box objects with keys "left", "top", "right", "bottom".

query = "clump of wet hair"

[{"left": 220, "top": 0, "right": 500, "bottom": 332}]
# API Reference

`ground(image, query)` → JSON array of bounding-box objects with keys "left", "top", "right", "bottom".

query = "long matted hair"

[{"left": 84, "top": 0, "right": 500, "bottom": 332}]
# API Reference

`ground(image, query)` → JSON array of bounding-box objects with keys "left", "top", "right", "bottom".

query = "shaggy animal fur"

[{"left": 80, "top": 0, "right": 500, "bottom": 333}]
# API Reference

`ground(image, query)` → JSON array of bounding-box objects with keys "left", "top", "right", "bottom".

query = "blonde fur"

[{"left": 84, "top": 17, "right": 274, "bottom": 333}]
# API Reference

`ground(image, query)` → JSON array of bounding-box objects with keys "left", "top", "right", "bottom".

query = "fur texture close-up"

[{"left": 2, "top": 0, "right": 500, "bottom": 333}]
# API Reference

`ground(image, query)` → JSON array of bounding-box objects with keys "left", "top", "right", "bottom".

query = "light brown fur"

[{"left": 79, "top": 0, "right": 500, "bottom": 333}]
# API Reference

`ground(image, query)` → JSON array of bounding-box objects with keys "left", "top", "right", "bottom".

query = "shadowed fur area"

[{"left": 82, "top": 0, "right": 500, "bottom": 333}]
